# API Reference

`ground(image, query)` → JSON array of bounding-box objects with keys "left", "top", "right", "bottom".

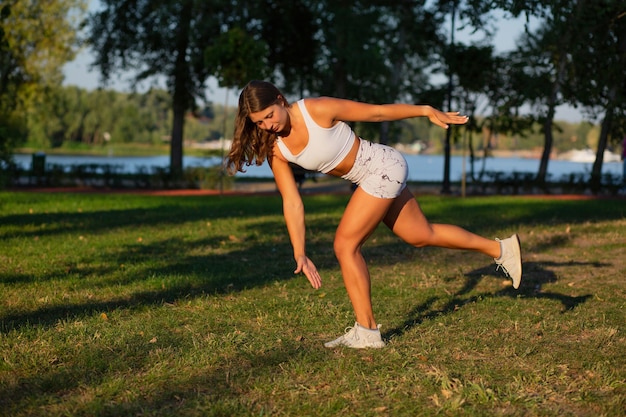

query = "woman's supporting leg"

[
  {"left": 333, "top": 187, "right": 395, "bottom": 329},
  {"left": 383, "top": 188, "right": 501, "bottom": 257}
]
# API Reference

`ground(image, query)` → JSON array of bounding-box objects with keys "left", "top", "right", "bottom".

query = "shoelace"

[
  {"left": 495, "top": 263, "right": 511, "bottom": 277},
  {"left": 496, "top": 264, "right": 512, "bottom": 278},
  {"left": 343, "top": 326, "right": 360, "bottom": 341}
]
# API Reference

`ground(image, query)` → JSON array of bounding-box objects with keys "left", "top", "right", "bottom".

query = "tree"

[
  {"left": 1, "top": 0, "right": 85, "bottom": 89},
  {"left": 568, "top": 2, "right": 626, "bottom": 189},
  {"left": 0, "top": 4, "right": 24, "bottom": 167},
  {"left": 488, "top": 0, "right": 626, "bottom": 192},
  {"left": 89, "top": 0, "right": 238, "bottom": 176},
  {"left": 450, "top": 44, "right": 499, "bottom": 181},
  {"left": 507, "top": 1, "right": 626, "bottom": 189},
  {"left": 430, "top": 0, "right": 531, "bottom": 192},
  {"left": 88, "top": 0, "right": 456, "bottom": 179},
  {"left": 296, "top": 0, "right": 442, "bottom": 146},
  {"left": 0, "top": 0, "right": 85, "bottom": 167},
  {"left": 507, "top": 1, "right": 588, "bottom": 183},
  {"left": 204, "top": 26, "right": 269, "bottom": 91},
  {"left": 377, "top": 1, "right": 444, "bottom": 145},
  {"left": 249, "top": 0, "right": 318, "bottom": 96}
]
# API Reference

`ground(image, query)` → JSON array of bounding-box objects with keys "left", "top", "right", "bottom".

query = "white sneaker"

[
  {"left": 324, "top": 322, "right": 386, "bottom": 349},
  {"left": 495, "top": 234, "right": 522, "bottom": 289}
]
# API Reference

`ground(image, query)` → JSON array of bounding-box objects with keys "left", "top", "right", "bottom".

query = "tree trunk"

[
  {"left": 169, "top": 1, "right": 192, "bottom": 177},
  {"left": 379, "top": 122, "right": 389, "bottom": 145},
  {"left": 538, "top": 1, "right": 588, "bottom": 183},
  {"left": 537, "top": 107, "right": 555, "bottom": 183},
  {"left": 591, "top": 106, "right": 614, "bottom": 192},
  {"left": 170, "top": 95, "right": 185, "bottom": 177},
  {"left": 441, "top": 2, "right": 456, "bottom": 195},
  {"left": 537, "top": 54, "right": 567, "bottom": 183}
]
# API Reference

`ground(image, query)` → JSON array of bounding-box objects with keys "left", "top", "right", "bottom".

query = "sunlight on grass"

[{"left": 1, "top": 191, "right": 624, "bottom": 416}]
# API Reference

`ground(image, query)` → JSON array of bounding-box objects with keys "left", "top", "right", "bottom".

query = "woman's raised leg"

[
  {"left": 383, "top": 188, "right": 501, "bottom": 257},
  {"left": 383, "top": 187, "right": 522, "bottom": 288}
]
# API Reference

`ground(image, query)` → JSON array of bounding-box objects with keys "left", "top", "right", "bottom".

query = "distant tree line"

[
  {"left": 19, "top": 85, "right": 600, "bottom": 158},
  {"left": 1, "top": 0, "right": 86, "bottom": 167},
  {"left": 23, "top": 86, "right": 230, "bottom": 150}
]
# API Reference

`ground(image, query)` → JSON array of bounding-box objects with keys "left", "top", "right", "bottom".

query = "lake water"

[{"left": 13, "top": 152, "right": 624, "bottom": 182}]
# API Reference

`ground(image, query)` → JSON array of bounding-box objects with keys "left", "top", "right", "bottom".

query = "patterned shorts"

[{"left": 341, "top": 139, "right": 408, "bottom": 199}]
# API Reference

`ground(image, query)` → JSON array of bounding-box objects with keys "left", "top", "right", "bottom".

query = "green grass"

[{"left": 1, "top": 191, "right": 624, "bottom": 416}]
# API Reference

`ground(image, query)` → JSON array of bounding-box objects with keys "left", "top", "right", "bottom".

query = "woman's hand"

[
  {"left": 427, "top": 107, "right": 469, "bottom": 129},
  {"left": 294, "top": 255, "right": 322, "bottom": 289}
]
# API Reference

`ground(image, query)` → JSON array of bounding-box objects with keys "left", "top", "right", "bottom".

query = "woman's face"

[{"left": 249, "top": 103, "right": 289, "bottom": 134}]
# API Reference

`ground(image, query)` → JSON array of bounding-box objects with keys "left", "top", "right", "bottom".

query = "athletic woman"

[{"left": 226, "top": 80, "right": 522, "bottom": 348}]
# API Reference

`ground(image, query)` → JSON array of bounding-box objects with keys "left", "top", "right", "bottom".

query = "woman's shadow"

[{"left": 383, "top": 260, "right": 596, "bottom": 341}]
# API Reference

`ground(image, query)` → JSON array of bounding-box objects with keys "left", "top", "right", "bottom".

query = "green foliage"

[
  {"left": 247, "top": 0, "right": 319, "bottom": 95},
  {"left": 204, "top": 26, "right": 269, "bottom": 89},
  {"left": 441, "top": 1, "right": 626, "bottom": 183},
  {"left": 89, "top": 0, "right": 243, "bottom": 173},
  {"left": 0, "top": 192, "right": 624, "bottom": 416},
  {"left": 5, "top": 0, "right": 624, "bottom": 185},
  {"left": 18, "top": 85, "right": 596, "bottom": 157},
  {"left": 1, "top": 0, "right": 85, "bottom": 88},
  {"left": 23, "top": 86, "right": 235, "bottom": 150},
  {"left": 87, "top": 0, "right": 446, "bottom": 156},
  {"left": 0, "top": 0, "right": 85, "bottom": 167},
  {"left": 300, "top": 1, "right": 441, "bottom": 103}
]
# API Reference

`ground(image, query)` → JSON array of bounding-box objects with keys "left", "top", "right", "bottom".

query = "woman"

[{"left": 226, "top": 80, "right": 522, "bottom": 349}]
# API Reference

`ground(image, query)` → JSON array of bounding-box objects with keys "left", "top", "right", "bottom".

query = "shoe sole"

[
  {"left": 324, "top": 342, "right": 386, "bottom": 349},
  {"left": 512, "top": 234, "right": 522, "bottom": 289}
]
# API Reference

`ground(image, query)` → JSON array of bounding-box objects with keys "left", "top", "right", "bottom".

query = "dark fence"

[
  {"left": 1, "top": 160, "right": 233, "bottom": 190},
  {"left": 463, "top": 170, "right": 624, "bottom": 196},
  {"left": 1, "top": 160, "right": 623, "bottom": 195}
]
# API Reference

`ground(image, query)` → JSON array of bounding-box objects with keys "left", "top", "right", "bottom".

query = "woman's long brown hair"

[{"left": 225, "top": 80, "right": 287, "bottom": 174}]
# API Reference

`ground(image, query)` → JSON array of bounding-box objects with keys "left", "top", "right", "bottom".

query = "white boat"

[{"left": 560, "top": 149, "right": 621, "bottom": 163}]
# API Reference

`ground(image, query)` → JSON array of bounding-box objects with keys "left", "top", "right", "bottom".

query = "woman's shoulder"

[
  {"left": 300, "top": 97, "right": 344, "bottom": 125},
  {"left": 301, "top": 96, "right": 337, "bottom": 106}
]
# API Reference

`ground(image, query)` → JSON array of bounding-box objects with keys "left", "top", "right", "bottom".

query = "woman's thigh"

[
  {"left": 335, "top": 187, "right": 395, "bottom": 250},
  {"left": 383, "top": 187, "right": 433, "bottom": 245}
]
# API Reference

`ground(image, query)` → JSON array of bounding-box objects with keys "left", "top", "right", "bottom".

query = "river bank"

[
  {"left": 11, "top": 152, "right": 622, "bottom": 182},
  {"left": 10, "top": 176, "right": 625, "bottom": 199}
]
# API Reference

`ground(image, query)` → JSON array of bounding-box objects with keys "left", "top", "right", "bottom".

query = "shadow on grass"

[
  {"left": 383, "top": 260, "right": 594, "bottom": 341},
  {"left": 4, "top": 194, "right": 622, "bottom": 241},
  {"left": 0, "top": 239, "right": 297, "bottom": 333},
  {"left": 0, "top": 201, "right": 278, "bottom": 240},
  {"left": 1, "top": 210, "right": 348, "bottom": 337},
  {"left": 423, "top": 197, "right": 626, "bottom": 233},
  {"left": 1, "top": 195, "right": 622, "bottom": 414},
  {"left": 0, "top": 336, "right": 311, "bottom": 415},
  {"left": 2, "top": 197, "right": 612, "bottom": 336},
  {"left": 0, "top": 195, "right": 342, "bottom": 333},
  {"left": 0, "top": 210, "right": 345, "bottom": 335},
  {"left": 0, "top": 194, "right": 347, "bottom": 240}
]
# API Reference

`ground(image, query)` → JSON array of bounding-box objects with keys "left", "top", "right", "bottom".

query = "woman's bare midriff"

[{"left": 327, "top": 135, "right": 359, "bottom": 177}]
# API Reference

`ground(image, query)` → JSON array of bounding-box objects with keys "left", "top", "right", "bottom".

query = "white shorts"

[{"left": 341, "top": 139, "right": 408, "bottom": 199}]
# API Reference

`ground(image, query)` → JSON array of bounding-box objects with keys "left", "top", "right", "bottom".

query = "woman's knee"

[
  {"left": 333, "top": 234, "right": 347, "bottom": 257},
  {"left": 402, "top": 235, "right": 431, "bottom": 248},
  {"left": 333, "top": 233, "right": 358, "bottom": 259}
]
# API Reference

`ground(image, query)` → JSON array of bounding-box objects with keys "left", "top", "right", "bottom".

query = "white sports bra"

[{"left": 276, "top": 99, "right": 354, "bottom": 174}]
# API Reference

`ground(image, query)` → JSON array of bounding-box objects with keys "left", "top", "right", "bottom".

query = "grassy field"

[{"left": 0, "top": 191, "right": 624, "bottom": 416}]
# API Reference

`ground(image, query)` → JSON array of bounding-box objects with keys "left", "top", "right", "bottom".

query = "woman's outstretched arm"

[
  {"left": 305, "top": 97, "right": 469, "bottom": 129},
  {"left": 271, "top": 152, "right": 322, "bottom": 289}
]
